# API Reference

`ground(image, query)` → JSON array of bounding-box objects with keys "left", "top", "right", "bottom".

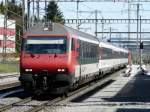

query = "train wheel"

[
  {"left": 61, "top": 89, "right": 69, "bottom": 99},
  {"left": 64, "top": 89, "right": 69, "bottom": 97}
]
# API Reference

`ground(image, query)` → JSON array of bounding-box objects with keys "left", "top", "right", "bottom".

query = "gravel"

[
  {"left": 0, "top": 97, "right": 21, "bottom": 108},
  {"left": 0, "top": 77, "right": 19, "bottom": 85}
]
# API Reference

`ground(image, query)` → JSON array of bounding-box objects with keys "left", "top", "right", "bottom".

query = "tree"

[
  {"left": 46, "top": 1, "right": 65, "bottom": 24},
  {"left": 0, "top": 2, "right": 4, "bottom": 14}
]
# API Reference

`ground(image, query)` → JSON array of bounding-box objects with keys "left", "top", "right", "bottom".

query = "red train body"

[{"left": 19, "top": 22, "right": 130, "bottom": 94}]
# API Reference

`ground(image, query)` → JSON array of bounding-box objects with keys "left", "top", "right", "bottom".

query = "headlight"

[
  {"left": 61, "top": 69, "right": 65, "bottom": 72},
  {"left": 58, "top": 69, "right": 62, "bottom": 72},
  {"left": 25, "top": 69, "right": 32, "bottom": 72},
  {"left": 57, "top": 68, "right": 67, "bottom": 72}
]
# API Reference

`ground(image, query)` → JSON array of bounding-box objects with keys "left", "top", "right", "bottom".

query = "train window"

[
  {"left": 71, "top": 38, "right": 75, "bottom": 51},
  {"left": 77, "top": 39, "right": 98, "bottom": 64},
  {"left": 101, "top": 47, "right": 113, "bottom": 59},
  {"left": 102, "top": 48, "right": 128, "bottom": 59},
  {"left": 24, "top": 36, "right": 67, "bottom": 54}
]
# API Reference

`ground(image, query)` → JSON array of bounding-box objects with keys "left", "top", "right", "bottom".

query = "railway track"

[
  {"left": 0, "top": 97, "right": 32, "bottom": 112},
  {"left": 0, "top": 73, "right": 20, "bottom": 91},
  {"left": 0, "top": 82, "right": 20, "bottom": 91},
  {"left": 0, "top": 74, "right": 19, "bottom": 79},
  {"left": 25, "top": 81, "right": 114, "bottom": 112},
  {"left": 0, "top": 68, "right": 126, "bottom": 112},
  {"left": 24, "top": 85, "right": 92, "bottom": 112}
]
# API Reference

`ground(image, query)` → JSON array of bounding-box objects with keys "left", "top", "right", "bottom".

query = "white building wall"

[{"left": 0, "top": 14, "right": 16, "bottom": 53}]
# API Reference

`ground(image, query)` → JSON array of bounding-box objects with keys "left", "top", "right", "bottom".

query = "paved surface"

[{"left": 49, "top": 65, "right": 150, "bottom": 112}]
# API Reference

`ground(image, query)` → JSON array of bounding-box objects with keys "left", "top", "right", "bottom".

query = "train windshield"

[{"left": 24, "top": 36, "right": 67, "bottom": 54}]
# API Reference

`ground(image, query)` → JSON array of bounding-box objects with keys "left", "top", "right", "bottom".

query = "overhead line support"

[
  {"left": 96, "top": 31, "right": 150, "bottom": 33},
  {"left": 65, "top": 18, "right": 150, "bottom": 24},
  {"left": 29, "top": 0, "right": 150, "bottom": 2}
]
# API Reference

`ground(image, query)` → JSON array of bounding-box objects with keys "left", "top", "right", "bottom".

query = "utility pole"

[
  {"left": 45, "top": 0, "right": 47, "bottom": 22},
  {"left": 3, "top": 0, "right": 8, "bottom": 63},
  {"left": 101, "top": 17, "right": 104, "bottom": 40},
  {"left": 37, "top": 1, "right": 40, "bottom": 22},
  {"left": 76, "top": 0, "right": 79, "bottom": 30},
  {"left": 140, "top": 16, "right": 142, "bottom": 67},
  {"left": 95, "top": 10, "right": 98, "bottom": 37},
  {"left": 136, "top": 3, "right": 140, "bottom": 64},
  {"left": 32, "top": 0, "right": 35, "bottom": 26},
  {"left": 27, "top": 0, "right": 31, "bottom": 28},
  {"left": 77, "top": 10, "right": 101, "bottom": 36},
  {"left": 119, "top": 33, "right": 122, "bottom": 47},
  {"left": 109, "top": 27, "right": 112, "bottom": 42},
  {"left": 22, "top": 0, "right": 25, "bottom": 32},
  {"left": 128, "top": 1, "right": 131, "bottom": 50}
]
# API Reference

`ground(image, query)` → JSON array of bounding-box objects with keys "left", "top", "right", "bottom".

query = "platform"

[{"left": 52, "top": 65, "right": 150, "bottom": 112}]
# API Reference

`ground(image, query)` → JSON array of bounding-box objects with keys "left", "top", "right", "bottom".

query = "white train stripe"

[
  {"left": 75, "top": 63, "right": 99, "bottom": 78},
  {"left": 73, "top": 35, "right": 99, "bottom": 44}
]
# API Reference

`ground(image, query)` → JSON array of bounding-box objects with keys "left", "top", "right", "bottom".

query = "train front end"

[{"left": 19, "top": 23, "right": 75, "bottom": 94}]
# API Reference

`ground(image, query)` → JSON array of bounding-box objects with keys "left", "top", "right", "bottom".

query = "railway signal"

[{"left": 140, "top": 42, "right": 143, "bottom": 49}]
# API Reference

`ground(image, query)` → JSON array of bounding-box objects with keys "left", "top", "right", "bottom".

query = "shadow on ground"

[
  {"left": 71, "top": 79, "right": 115, "bottom": 102},
  {"left": 115, "top": 108, "right": 150, "bottom": 112},
  {"left": 0, "top": 86, "right": 58, "bottom": 101},
  {"left": 102, "top": 70, "right": 150, "bottom": 102}
]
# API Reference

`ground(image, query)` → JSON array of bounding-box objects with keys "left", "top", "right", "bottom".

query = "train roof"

[
  {"left": 24, "top": 22, "right": 128, "bottom": 53},
  {"left": 25, "top": 22, "right": 68, "bottom": 36},
  {"left": 64, "top": 24, "right": 99, "bottom": 44},
  {"left": 25, "top": 22, "right": 99, "bottom": 44},
  {"left": 99, "top": 41, "right": 128, "bottom": 53}
]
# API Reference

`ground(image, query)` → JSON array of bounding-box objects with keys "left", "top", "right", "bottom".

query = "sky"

[
  {"left": 57, "top": 1, "right": 150, "bottom": 40},
  {"left": 1, "top": 0, "right": 150, "bottom": 40}
]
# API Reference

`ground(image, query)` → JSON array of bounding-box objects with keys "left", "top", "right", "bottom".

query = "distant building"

[
  {"left": 110, "top": 36, "right": 150, "bottom": 63},
  {"left": 110, "top": 37, "right": 150, "bottom": 54},
  {"left": 0, "top": 14, "right": 16, "bottom": 53}
]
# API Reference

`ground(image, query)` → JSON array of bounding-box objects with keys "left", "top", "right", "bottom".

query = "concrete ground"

[{"left": 48, "top": 65, "right": 150, "bottom": 112}]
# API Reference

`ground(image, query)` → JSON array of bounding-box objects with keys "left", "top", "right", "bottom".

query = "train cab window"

[{"left": 24, "top": 36, "right": 67, "bottom": 54}]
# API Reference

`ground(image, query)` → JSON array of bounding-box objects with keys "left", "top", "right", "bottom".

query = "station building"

[
  {"left": 0, "top": 14, "right": 16, "bottom": 53},
  {"left": 111, "top": 37, "right": 149, "bottom": 51}
]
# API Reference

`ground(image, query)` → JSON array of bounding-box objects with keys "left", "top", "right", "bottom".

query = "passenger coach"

[
  {"left": 99, "top": 42, "right": 129, "bottom": 75},
  {"left": 19, "top": 22, "right": 130, "bottom": 94}
]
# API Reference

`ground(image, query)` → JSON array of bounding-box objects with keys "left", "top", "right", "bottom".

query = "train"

[{"left": 19, "top": 22, "right": 131, "bottom": 94}]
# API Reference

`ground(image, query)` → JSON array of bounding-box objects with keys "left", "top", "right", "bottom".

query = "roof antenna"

[{"left": 44, "top": 21, "right": 53, "bottom": 31}]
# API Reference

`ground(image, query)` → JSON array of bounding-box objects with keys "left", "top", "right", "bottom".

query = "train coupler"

[{"left": 43, "top": 76, "right": 48, "bottom": 90}]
